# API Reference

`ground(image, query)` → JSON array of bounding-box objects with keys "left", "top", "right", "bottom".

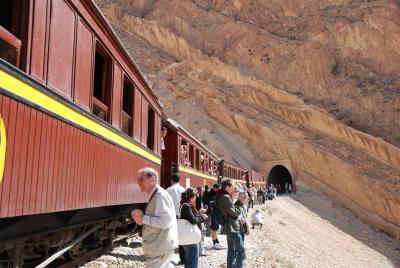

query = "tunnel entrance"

[{"left": 267, "top": 165, "right": 293, "bottom": 194}]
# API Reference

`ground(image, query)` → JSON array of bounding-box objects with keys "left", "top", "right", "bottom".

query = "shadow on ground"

[{"left": 286, "top": 185, "right": 400, "bottom": 266}]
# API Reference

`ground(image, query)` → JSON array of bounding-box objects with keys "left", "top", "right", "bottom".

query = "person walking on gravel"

[
  {"left": 216, "top": 179, "right": 246, "bottom": 268},
  {"left": 131, "top": 168, "right": 178, "bottom": 268}
]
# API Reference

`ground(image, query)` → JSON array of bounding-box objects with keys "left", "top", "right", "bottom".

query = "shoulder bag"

[{"left": 177, "top": 204, "right": 202, "bottom": 245}]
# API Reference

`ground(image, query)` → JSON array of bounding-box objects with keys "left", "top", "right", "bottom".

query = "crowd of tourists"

[{"left": 131, "top": 168, "right": 270, "bottom": 268}]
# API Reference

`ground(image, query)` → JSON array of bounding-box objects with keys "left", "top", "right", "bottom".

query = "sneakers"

[{"left": 212, "top": 243, "right": 224, "bottom": 250}]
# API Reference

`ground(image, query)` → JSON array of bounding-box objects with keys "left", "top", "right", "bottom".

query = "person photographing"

[{"left": 215, "top": 179, "right": 246, "bottom": 268}]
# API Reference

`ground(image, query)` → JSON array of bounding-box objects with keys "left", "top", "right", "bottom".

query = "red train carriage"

[
  {"left": 161, "top": 119, "right": 218, "bottom": 189},
  {"left": 248, "top": 171, "right": 265, "bottom": 189},
  {"left": 0, "top": 0, "right": 162, "bottom": 266},
  {"left": 218, "top": 160, "right": 248, "bottom": 187}
]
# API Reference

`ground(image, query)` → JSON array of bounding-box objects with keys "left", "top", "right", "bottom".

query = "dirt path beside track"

[{"left": 82, "top": 185, "right": 400, "bottom": 268}]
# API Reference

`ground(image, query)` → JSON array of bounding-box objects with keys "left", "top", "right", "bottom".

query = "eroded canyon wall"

[{"left": 95, "top": 0, "right": 400, "bottom": 239}]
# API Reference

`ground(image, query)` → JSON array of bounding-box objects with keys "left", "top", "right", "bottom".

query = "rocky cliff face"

[{"left": 95, "top": 0, "right": 400, "bottom": 239}]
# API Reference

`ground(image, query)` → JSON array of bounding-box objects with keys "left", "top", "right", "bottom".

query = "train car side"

[
  {"left": 0, "top": 0, "right": 164, "bottom": 264},
  {"left": 161, "top": 119, "right": 218, "bottom": 189},
  {"left": 0, "top": 65, "right": 160, "bottom": 218},
  {"left": 218, "top": 160, "right": 248, "bottom": 186}
]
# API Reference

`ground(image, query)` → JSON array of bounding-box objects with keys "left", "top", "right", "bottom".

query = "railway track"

[
  {"left": 56, "top": 234, "right": 134, "bottom": 268},
  {"left": 0, "top": 223, "right": 139, "bottom": 268}
]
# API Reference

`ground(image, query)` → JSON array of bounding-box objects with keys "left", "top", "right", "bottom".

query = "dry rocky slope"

[{"left": 95, "top": 0, "right": 400, "bottom": 239}]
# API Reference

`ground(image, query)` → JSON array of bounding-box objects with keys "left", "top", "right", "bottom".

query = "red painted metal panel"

[
  {"left": 69, "top": 0, "right": 162, "bottom": 115},
  {"left": 47, "top": 0, "right": 76, "bottom": 98},
  {"left": 85, "top": 133, "right": 94, "bottom": 207},
  {"left": 82, "top": 131, "right": 91, "bottom": 207},
  {"left": 35, "top": 114, "right": 49, "bottom": 213},
  {"left": 0, "top": 93, "right": 161, "bottom": 218},
  {"left": 30, "top": 0, "right": 49, "bottom": 82},
  {"left": 28, "top": 111, "right": 43, "bottom": 215},
  {"left": 43, "top": 116, "right": 56, "bottom": 213},
  {"left": 111, "top": 63, "right": 122, "bottom": 129},
  {"left": 141, "top": 98, "right": 148, "bottom": 145},
  {"left": 47, "top": 119, "right": 59, "bottom": 213},
  {"left": 8, "top": 103, "right": 26, "bottom": 217},
  {"left": 74, "top": 19, "right": 93, "bottom": 109},
  {"left": 55, "top": 121, "right": 65, "bottom": 211},
  {"left": 133, "top": 90, "right": 142, "bottom": 141},
  {"left": 64, "top": 121, "right": 73, "bottom": 210},
  {"left": 0, "top": 97, "right": 13, "bottom": 217},
  {"left": 21, "top": 109, "right": 37, "bottom": 216},
  {"left": 70, "top": 129, "right": 82, "bottom": 209},
  {"left": 64, "top": 124, "right": 74, "bottom": 210},
  {"left": 69, "top": 126, "right": 78, "bottom": 210}
]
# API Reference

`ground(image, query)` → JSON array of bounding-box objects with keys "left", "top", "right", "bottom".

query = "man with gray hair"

[{"left": 131, "top": 167, "right": 178, "bottom": 268}]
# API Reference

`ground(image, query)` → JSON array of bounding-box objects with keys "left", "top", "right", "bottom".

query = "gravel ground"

[{"left": 81, "top": 185, "right": 400, "bottom": 268}]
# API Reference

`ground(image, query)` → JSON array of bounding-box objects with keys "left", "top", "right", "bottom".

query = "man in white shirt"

[
  {"left": 166, "top": 173, "right": 186, "bottom": 215},
  {"left": 131, "top": 168, "right": 178, "bottom": 268},
  {"left": 166, "top": 173, "right": 186, "bottom": 264}
]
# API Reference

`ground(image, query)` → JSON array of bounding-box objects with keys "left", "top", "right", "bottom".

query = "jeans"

[
  {"left": 182, "top": 243, "right": 199, "bottom": 268},
  {"left": 179, "top": 245, "right": 185, "bottom": 263},
  {"left": 227, "top": 232, "right": 246, "bottom": 268}
]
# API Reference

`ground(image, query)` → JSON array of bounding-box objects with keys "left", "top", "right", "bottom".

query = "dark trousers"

[
  {"left": 179, "top": 245, "right": 185, "bottom": 263},
  {"left": 248, "top": 199, "right": 254, "bottom": 209}
]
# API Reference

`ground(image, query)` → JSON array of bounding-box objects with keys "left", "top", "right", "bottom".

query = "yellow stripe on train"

[
  {"left": 179, "top": 165, "right": 218, "bottom": 181},
  {"left": 0, "top": 115, "right": 6, "bottom": 184},
  {"left": 0, "top": 70, "right": 161, "bottom": 165}
]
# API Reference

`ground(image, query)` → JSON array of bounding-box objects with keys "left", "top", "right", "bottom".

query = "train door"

[{"left": 160, "top": 122, "right": 178, "bottom": 189}]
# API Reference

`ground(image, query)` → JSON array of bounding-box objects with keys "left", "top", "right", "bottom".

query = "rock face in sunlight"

[{"left": 95, "top": 0, "right": 400, "bottom": 239}]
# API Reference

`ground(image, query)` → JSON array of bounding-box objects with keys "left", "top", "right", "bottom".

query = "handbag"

[{"left": 177, "top": 204, "right": 202, "bottom": 245}]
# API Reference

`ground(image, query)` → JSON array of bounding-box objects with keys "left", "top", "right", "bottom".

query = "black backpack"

[{"left": 210, "top": 200, "right": 226, "bottom": 225}]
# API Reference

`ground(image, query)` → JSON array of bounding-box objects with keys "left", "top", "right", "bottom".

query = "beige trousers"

[{"left": 145, "top": 250, "right": 175, "bottom": 268}]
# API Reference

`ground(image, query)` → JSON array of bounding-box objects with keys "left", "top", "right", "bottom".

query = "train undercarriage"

[{"left": 0, "top": 204, "right": 143, "bottom": 267}]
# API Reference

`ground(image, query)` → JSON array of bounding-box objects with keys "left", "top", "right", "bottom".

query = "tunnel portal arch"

[{"left": 267, "top": 165, "right": 293, "bottom": 194}]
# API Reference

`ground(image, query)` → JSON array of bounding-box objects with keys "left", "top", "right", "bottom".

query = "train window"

[
  {"left": 195, "top": 149, "right": 200, "bottom": 170},
  {"left": 146, "top": 107, "right": 155, "bottom": 150},
  {"left": 181, "top": 140, "right": 190, "bottom": 167},
  {"left": 189, "top": 145, "right": 194, "bottom": 168},
  {"left": 200, "top": 152, "right": 204, "bottom": 172},
  {"left": 0, "top": 1, "right": 13, "bottom": 33},
  {"left": 122, "top": 76, "right": 134, "bottom": 136},
  {"left": 204, "top": 155, "right": 209, "bottom": 174},
  {"left": 0, "top": 0, "right": 22, "bottom": 67},
  {"left": 92, "top": 46, "right": 111, "bottom": 122}
]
